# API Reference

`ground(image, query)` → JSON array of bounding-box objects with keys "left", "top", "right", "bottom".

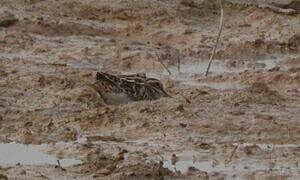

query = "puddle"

[
  {"left": 235, "top": 143, "right": 300, "bottom": 150},
  {"left": 67, "top": 59, "right": 102, "bottom": 70},
  {"left": 77, "top": 135, "right": 167, "bottom": 148},
  {"left": 199, "top": 82, "right": 244, "bottom": 90},
  {"left": 161, "top": 145, "right": 300, "bottom": 176},
  {"left": 163, "top": 158, "right": 299, "bottom": 178},
  {"left": 167, "top": 59, "right": 241, "bottom": 75},
  {"left": 0, "top": 51, "right": 34, "bottom": 61},
  {"left": 157, "top": 57, "right": 288, "bottom": 76},
  {"left": 245, "top": 58, "right": 283, "bottom": 71},
  {"left": 181, "top": 80, "right": 244, "bottom": 90},
  {"left": 144, "top": 56, "right": 294, "bottom": 90},
  {"left": 146, "top": 67, "right": 245, "bottom": 90},
  {"left": 164, "top": 157, "right": 266, "bottom": 174},
  {"left": 124, "top": 139, "right": 171, "bottom": 148},
  {"left": 0, "top": 142, "right": 82, "bottom": 167}
]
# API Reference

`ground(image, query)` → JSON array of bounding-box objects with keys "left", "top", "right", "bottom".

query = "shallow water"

[
  {"left": 182, "top": 80, "right": 244, "bottom": 90},
  {"left": 159, "top": 56, "right": 290, "bottom": 76},
  {"left": 162, "top": 145, "right": 300, "bottom": 178},
  {"left": 166, "top": 59, "right": 242, "bottom": 75},
  {"left": 144, "top": 56, "right": 295, "bottom": 90},
  {"left": 66, "top": 59, "right": 102, "bottom": 70},
  {"left": 163, "top": 158, "right": 299, "bottom": 179},
  {"left": 235, "top": 143, "right": 300, "bottom": 150},
  {"left": 0, "top": 142, "right": 82, "bottom": 167}
]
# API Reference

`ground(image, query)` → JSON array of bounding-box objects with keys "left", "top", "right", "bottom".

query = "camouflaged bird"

[{"left": 94, "top": 72, "right": 171, "bottom": 105}]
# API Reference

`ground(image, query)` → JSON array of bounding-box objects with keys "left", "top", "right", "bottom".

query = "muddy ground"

[{"left": 0, "top": 0, "right": 299, "bottom": 179}]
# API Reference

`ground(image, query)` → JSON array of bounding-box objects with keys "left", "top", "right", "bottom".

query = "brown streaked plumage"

[{"left": 94, "top": 72, "right": 171, "bottom": 105}]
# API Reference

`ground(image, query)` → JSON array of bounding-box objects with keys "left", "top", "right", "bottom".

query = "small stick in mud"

[
  {"left": 179, "top": 94, "right": 191, "bottom": 104},
  {"left": 158, "top": 58, "right": 172, "bottom": 75},
  {"left": 225, "top": 143, "right": 239, "bottom": 164},
  {"left": 56, "top": 160, "right": 66, "bottom": 171},
  {"left": 205, "top": 0, "right": 224, "bottom": 76},
  {"left": 177, "top": 55, "right": 181, "bottom": 73},
  {"left": 156, "top": 53, "right": 172, "bottom": 75},
  {"left": 57, "top": 159, "right": 61, "bottom": 167}
]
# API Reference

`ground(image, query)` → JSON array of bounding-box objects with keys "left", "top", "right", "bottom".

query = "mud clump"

[
  {"left": 288, "top": 34, "right": 300, "bottom": 51},
  {"left": 248, "top": 82, "right": 273, "bottom": 92},
  {"left": 225, "top": 82, "right": 286, "bottom": 106},
  {"left": 0, "top": 12, "right": 18, "bottom": 27},
  {"left": 265, "top": 72, "right": 300, "bottom": 85},
  {"left": 243, "top": 144, "right": 263, "bottom": 155},
  {"left": 114, "top": 161, "right": 173, "bottom": 180},
  {"left": 0, "top": 174, "right": 8, "bottom": 180},
  {"left": 86, "top": 148, "right": 173, "bottom": 179},
  {"left": 220, "top": 38, "right": 297, "bottom": 59},
  {"left": 239, "top": 71, "right": 300, "bottom": 86},
  {"left": 86, "top": 150, "right": 116, "bottom": 171},
  {"left": 104, "top": 45, "right": 181, "bottom": 71},
  {"left": 70, "top": 85, "right": 105, "bottom": 108}
]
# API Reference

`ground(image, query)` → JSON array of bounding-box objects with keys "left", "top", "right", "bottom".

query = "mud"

[{"left": 0, "top": 0, "right": 299, "bottom": 179}]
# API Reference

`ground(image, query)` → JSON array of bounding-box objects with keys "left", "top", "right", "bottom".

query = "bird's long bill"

[{"left": 157, "top": 87, "right": 172, "bottom": 98}]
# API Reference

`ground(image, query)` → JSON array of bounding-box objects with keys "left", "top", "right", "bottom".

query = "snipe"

[{"left": 94, "top": 72, "right": 171, "bottom": 105}]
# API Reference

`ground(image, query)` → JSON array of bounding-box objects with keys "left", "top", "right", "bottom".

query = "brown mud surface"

[{"left": 0, "top": 0, "right": 299, "bottom": 179}]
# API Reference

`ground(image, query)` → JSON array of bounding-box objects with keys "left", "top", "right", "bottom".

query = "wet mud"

[{"left": 0, "top": 0, "right": 299, "bottom": 179}]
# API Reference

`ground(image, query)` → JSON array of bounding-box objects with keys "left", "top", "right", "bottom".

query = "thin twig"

[
  {"left": 57, "top": 160, "right": 61, "bottom": 167},
  {"left": 56, "top": 159, "right": 66, "bottom": 171},
  {"left": 156, "top": 54, "right": 172, "bottom": 75},
  {"left": 177, "top": 55, "right": 181, "bottom": 73},
  {"left": 225, "top": 143, "right": 239, "bottom": 164},
  {"left": 179, "top": 94, "right": 191, "bottom": 104},
  {"left": 205, "top": 0, "right": 224, "bottom": 76}
]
